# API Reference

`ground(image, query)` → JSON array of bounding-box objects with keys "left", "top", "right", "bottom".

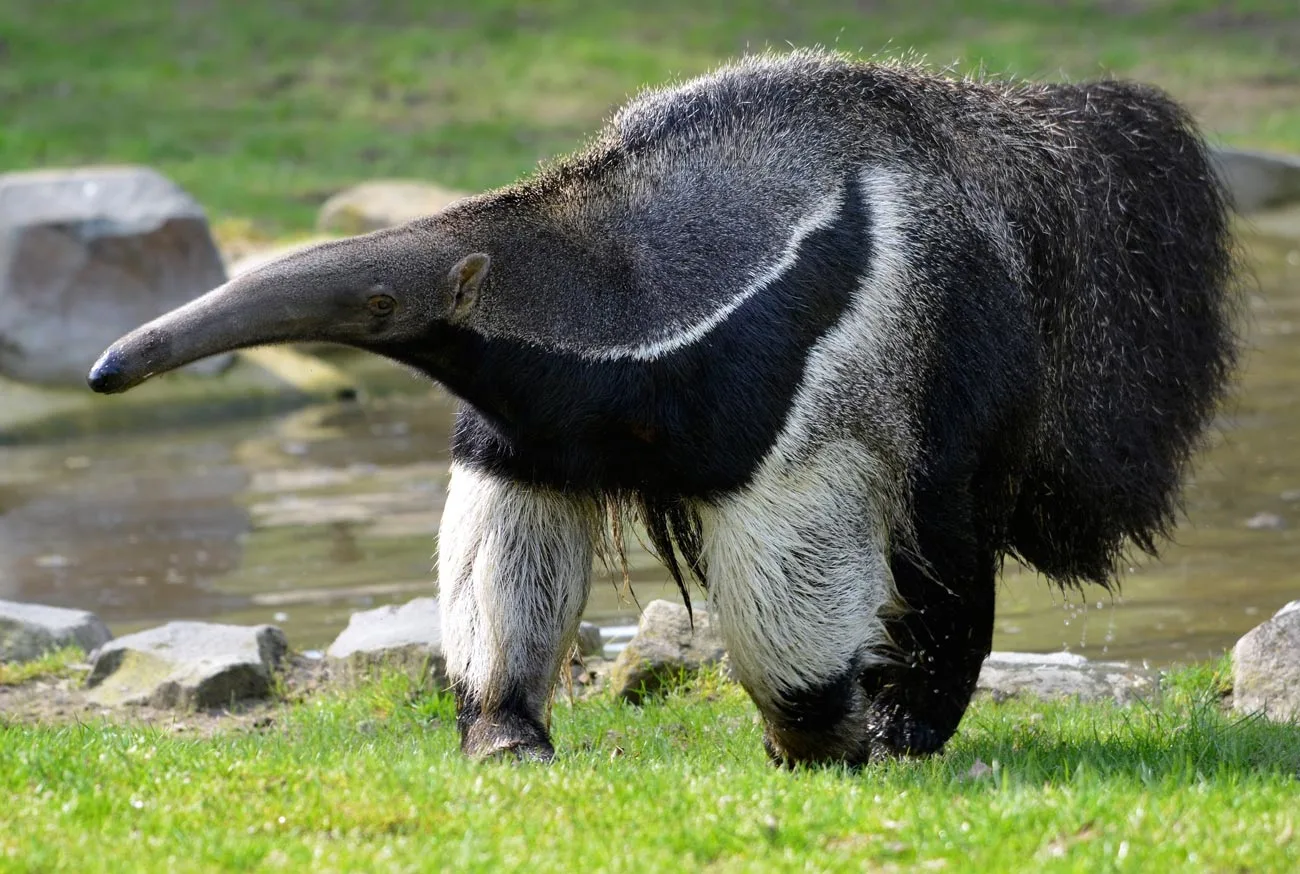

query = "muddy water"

[{"left": 1, "top": 232, "right": 1296, "bottom": 665}]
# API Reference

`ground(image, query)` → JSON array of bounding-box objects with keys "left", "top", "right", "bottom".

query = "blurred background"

[{"left": 1, "top": 0, "right": 1297, "bottom": 663}]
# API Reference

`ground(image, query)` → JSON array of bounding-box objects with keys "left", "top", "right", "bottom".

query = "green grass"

[
  {"left": 2, "top": 662, "right": 1298, "bottom": 872},
  {"left": 0, "top": 647, "right": 85, "bottom": 687},
  {"left": 2, "top": 0, "right": 1298, "bottom": 236}
]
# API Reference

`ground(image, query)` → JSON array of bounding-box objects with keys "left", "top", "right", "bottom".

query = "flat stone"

[
  {"left": 326, "top": 597, "right": 446, "bottom": 690},
  {"left": 1233, "top": 599, "right": 1300, "bottom": 722},
  {"left": 975, "top": 651, "right": 1159, "bottom": 704},
  {"left": 1211, "top": 147, "right": 1300, "bottom": 213},
  {"left": 577, "top": 622, "right": 604, "bottom": 659},
  {"left": 316, "top": 180, "right": 468, "bottom": 234},
  {"left": 85, "top": 621, "right": 287, "bottom": 709},
  {"left": 0, "top": 599, "right": 112, "bottom": 663},
  {"left": 1244, "top": 511, "right": 1285, "bottom": 530},
  {"left": 609, "top": 599, "right": 725, "bottom": 704},
  {"left": 0, "top": 165, "right": 232, "bottom": 386}
]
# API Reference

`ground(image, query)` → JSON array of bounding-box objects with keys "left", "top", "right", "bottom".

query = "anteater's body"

[{"left": 90, "top": 51, "right": 1237, "bottom": 765}]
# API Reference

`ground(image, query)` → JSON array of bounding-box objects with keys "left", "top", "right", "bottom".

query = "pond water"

[{"left": 1, "top": 231, "right": 1296, "bottom": 665}]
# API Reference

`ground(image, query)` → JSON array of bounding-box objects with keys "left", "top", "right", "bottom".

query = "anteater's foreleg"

[
  {"left": 699, "top": 443, "right": 901, "bottom": 767},
  {"left": 438, "top": 463, "right": 599, "bottom": 761},
  {"left": 860, "top": 481, "right": 997, "bottom": 757}
]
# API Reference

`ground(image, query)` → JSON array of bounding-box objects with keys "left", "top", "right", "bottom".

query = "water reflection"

[
  {"left": 0, "top": 433, "right": 249, "bottom": 619},
  {"left": 0, "top": 231, "right": 1295, "bottom": 664}
]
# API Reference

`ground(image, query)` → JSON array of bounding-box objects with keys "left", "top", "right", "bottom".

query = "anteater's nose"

[{"left": 87, "top": 349, "right": 128, "bottom": 394}]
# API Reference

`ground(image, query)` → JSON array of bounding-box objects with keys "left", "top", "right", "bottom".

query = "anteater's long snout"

[
  {"left": 85, "top": 280, "right": 266, "bottom": 395},
  {"left": 85, "top": 234, "right": 391, "bottom": 395}
]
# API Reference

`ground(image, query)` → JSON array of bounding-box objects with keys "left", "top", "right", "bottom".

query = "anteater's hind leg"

[
  {"left": 859, "top": 482, "right": 997, "bottom": 758},
  {"left": 699, "top": 443, "right": 901, "bottom": 768},
  {"left": 438, "top": 463, "right": 599, "bottom": 762}
]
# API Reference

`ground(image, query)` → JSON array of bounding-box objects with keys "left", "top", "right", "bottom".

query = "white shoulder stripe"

[
  {"left": 770, "top": 166, "right": 912, "bottom": 457},
  {"left": 585, "top": 185, "right": 847, "bottom": 362},
  {"left": 697, "top": 167, "right": 916, "bottom": 702}
]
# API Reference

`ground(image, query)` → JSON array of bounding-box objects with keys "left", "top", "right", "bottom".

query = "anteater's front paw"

[
  {"left": 761, "top": 722, "right": 877, "bottom": 770},
  {"left": 862, "top": 693, "right": 960, "bottom": 760},
  {"left": 461, "top": 712, "right": 555, "bottom": 763}
]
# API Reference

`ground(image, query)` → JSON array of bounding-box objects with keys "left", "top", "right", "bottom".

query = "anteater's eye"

[{"left": 367, "top": 294, "right": 396, "bottom": 316}]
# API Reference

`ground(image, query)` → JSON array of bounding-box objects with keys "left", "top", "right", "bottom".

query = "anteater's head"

[{"left": 87, "top": 218, "right": 490, "bottom": 395}]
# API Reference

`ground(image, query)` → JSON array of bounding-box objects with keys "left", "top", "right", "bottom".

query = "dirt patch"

[
  {"left": 0, "top": 655, "right": 329, "bottom": 737},
  {"left": 1017, "top": 0, "right": 1300, "bottom": 53},
  {"left": 1181, "top": 76, "right": 1300, "bottom": 140},
  {"left": 1, "top": 654, "right": 615, "bottom": 735},
  {"left": 1191, "top": 7, "right": 1300, "bottom": 36}
]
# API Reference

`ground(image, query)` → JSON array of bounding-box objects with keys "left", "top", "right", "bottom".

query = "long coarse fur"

[{"left": 532, "top": 50, "right": 1238, "bottom": 595}]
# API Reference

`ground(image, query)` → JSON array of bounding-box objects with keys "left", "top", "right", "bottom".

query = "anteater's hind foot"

[
  {"left": 757, "top": 673, "right": 878, "bottom": 768},
  {"left": 847, "top": 537, "right": 999, "bottom": 761},
  {"left": 753, "top": 546, "right": 997, "bottom": 768},
  {"left": 856, "top": 667, "right": 979, "bottom": 759}
]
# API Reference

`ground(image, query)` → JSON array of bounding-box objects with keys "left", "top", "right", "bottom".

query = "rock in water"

[
  {"left": 0, "top": 599, "right": 112, "bottom": 663},
  {"left": 316, "top": 180, "right": 468, "bottom": 235},
  {"left": 576, "top": 622, "right": 604, "bottom": 659},
  {"left": 609, "top": 599, "right": 726, "bottom": 703},
  {"left": 1233, "top": 600, "right": 1300, "bottom": 722},
  {"left": 85, "top": 621, "right": 287, "bottom": 709},
  {"left": 0, "top": 166, "right": 232, "bottom": 386},
  {"left": 326, "top": 597, "right": 447, "bottom": 690},
  {"left": 1210, "top": 148, "right": 1300, "bottom": 213},
  {"left": 975, "top": 651, "right": 1159, "bottom": 704}
]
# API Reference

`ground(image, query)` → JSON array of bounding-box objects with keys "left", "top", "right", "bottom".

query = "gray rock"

[
  {"left": 0, "top": 599, "right": 112, "bottom": 663},
  {"left": 609, "top": 599, "right": 726, "bottom": 703},
  {"left": 317, "top": 180, "right": 467, "bottom": 234},
  {"left": 577, "top": 621, "right": 604, "bottom": 659},
  {"left": 1211, "top": 147, "right": 1300, "bottom": 214},
  {"left": 326, "top": 597, "right": 446, "bottom": 690},
  {"left": 975, "top": 651, "right": 1159, "bottom": 704},
  {"left": 570, "top": 655, "right": 614, "bottom": 694},
  {"left": 1233, "top": 600, "right": 1300, "bottom": 722},
  {"left": 85, "top": 621, "right": 287, "bottom": 709},
  {"left": 0, "top": 166, "right": 232, "bottom": 386}
]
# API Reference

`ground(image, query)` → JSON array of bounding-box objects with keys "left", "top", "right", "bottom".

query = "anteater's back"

[
  {"left": 534, "top": 52, "right": 1238, "bottom": 586},
  {"left": 845, "top": 62, "right": 1238, "bottom": 585}
]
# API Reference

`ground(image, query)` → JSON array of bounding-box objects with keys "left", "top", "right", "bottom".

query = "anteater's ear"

[{"left": 448, "top": 253, "right": 491, "bottom": 320}]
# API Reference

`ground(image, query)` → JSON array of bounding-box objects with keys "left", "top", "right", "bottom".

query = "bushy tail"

[{"left": 1004, "top": 80, "right": 1240, "bottom": 587}]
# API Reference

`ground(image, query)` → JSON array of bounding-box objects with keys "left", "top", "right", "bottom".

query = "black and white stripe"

[{"left": 434, "top": 174, "right": 874, "bottom": 498}]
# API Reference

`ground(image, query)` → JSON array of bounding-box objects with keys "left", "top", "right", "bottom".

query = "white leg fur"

[
  {"left": 438, "top": 463, "right": 600, "bottom": 715},
  {"left": 698, "top": 441, "right": 898, "bottom": 710}
]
